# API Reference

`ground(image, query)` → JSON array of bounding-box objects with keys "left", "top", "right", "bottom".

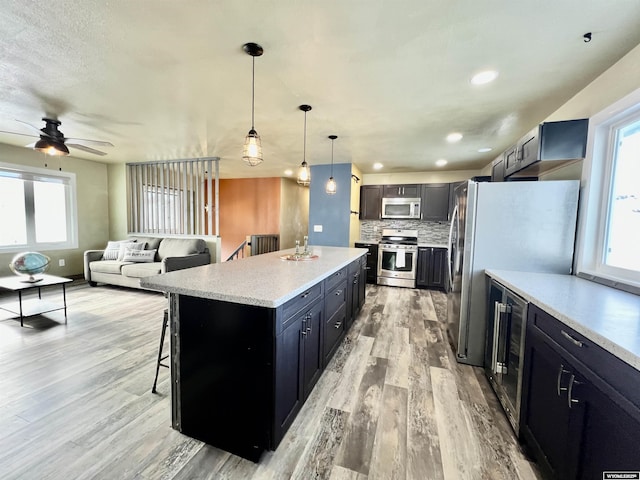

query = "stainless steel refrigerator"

[{"left": 446, "top": 180, "right": 579, "bottom": 366}]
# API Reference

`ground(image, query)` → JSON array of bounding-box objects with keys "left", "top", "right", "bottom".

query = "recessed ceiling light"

[
  {"left": 373, "top": 162, "right": 383, "bottom": 170},
  {"left": 471, "top": 70, "right": 499, "bottom": 85},
  {"left": 284, "top": 169, "right": 293, "bottom": 176},
  {"left": 435, "top": 159, "right": 448, "bottom": 167},
  {"left": 478, "top": 147, "right": 493, "bottom": 153},
  {"left": 446, "top": 132, "right": 463, "bottom": 143}
]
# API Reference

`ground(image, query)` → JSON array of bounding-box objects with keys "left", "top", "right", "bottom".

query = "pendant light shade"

[
  {"left": 297, "top": 105, "right": 312, "bottom": 186},
  {"left": 326, "top": 135, "right": 337, "bottom": 195},
  {"left": 242, "top": 42, "right": 264, "bottom": 166}
]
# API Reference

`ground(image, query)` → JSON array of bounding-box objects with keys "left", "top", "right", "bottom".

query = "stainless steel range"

[{"left": 377, "top": 229, "right": 418, "bottom": 288}]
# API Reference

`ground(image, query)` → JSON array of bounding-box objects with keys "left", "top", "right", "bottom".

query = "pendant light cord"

[
  {"left": 330, "top": 138, "right": 334, "bottom": 177},
  {"left": 251, "top": 56, "right": 255, "bottom": 129},
  {"left": 303, "top": 110, "right": 307, "bottom": 162}
]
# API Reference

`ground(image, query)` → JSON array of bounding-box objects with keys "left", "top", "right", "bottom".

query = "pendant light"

[
  {"left": 297, "top": 105, "right": 312, "bottom": 186},
  {"left": 326, "top": 135, "right": 337, "bottom": 195},
  {"left": 242, "top": 42, "right": 264, "bottom": 166}
]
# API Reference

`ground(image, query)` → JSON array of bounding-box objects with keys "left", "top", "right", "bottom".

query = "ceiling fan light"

[
  {"left": 34, "top": 138, "right": 69, "bottom": 156},
  {"left": 242, "top": 129, "right": 263, "bottom": 166}
]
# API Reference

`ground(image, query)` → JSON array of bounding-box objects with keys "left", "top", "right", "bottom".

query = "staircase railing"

[
  {"left": 249, "top": 234, "right": 279, "bottom": 256},
  {"left": 226, "top": 240, "right": 247, "bottom": 261}
]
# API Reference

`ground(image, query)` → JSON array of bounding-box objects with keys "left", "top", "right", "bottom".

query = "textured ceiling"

[{"left": 1, "top": 1, "right": 640, "bottom": 178}]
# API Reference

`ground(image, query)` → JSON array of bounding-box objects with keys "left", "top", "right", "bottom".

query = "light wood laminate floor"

[{"left": 0, "top": 282, "right": 541, "bottom": 480}]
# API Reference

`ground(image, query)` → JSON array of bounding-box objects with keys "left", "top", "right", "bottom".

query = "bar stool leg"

[{"left": 152, "top": 309, "right": 170, "bottom": 394}]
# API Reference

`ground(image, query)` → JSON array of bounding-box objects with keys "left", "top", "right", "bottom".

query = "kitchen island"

[{"left": 141, "top": 246, "right": 367, "bottom": 461}]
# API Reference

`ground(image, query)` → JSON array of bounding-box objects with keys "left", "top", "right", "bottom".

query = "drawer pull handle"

[
  {"left": 567, "top": 375, "right": 581, "bottom": 408},
  {"left": 561, "top": 330, "right": 584, "bottom": 348},
  {"left": 335, "top": 290, "right": 342, "bottom": 296},
  {"left": 334, "top": 321, "right": 342, "bottom": 329},
  {"left": 301, "top": 291, "right": 310, "bottom": 298},
  {"left": 556, "top": 364, "right": 570, "bottom": 396}
]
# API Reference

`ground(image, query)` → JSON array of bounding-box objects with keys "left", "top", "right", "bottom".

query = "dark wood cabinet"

[
  {"left": 347, "top": 257, "right": 365, "bottom": 327},
  {"left": 505, "top": 119, "right": 588, "bottom": 177},
  {"left": 420, "top": 183, "right": 449, "bottom": 221},
  {"left": 416, "top": 247, "right": 446, "bottom": 289},
  {"left": 359, "top": 185, "right": 382, "bottom": 220},
  {"left": 323, "top": 279, "right": 347, "bottom": 365},
  {"left": 355, "top": 242, "right": 378, "bottom": 284},
  {"left": 504, "top": 144, "right": 518, "bottom": 175},
  {"left": 382, "top": 184, "right": 420, "bottom": 198},
  {"left": 491, "top": 154, "right": 505, "bottom": 182},
  {"left": 520, "top": 304, "right": 640, "bottom": 480}
]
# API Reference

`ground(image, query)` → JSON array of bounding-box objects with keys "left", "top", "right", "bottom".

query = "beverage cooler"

[{"left": 485, "top": 277, "right": 528, "bottom": 434}]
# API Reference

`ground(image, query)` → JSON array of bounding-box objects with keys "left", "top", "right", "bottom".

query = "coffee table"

[{"left": 0, "top": 274, "right": 73, "bottom": 327}]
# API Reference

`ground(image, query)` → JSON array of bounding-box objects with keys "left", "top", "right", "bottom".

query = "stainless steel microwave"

[{"left": 381, "top": 197, "right": 421, "bottom": 219}]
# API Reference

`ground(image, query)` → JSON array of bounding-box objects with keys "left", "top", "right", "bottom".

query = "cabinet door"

[
  {"left": 491, "top": 156, "right": 505, "bottom": 182},
  {"left": 360, "top": 185, "right": 382, "bottom": 220},
  {"left": 274, "top": 315, "right": 304, "bottom": 442},
  {"left": 416, "top": 247, "right": 430, "bottom": 287},
  {"left": 324, "top": 287, "right": 346, "bottom": 365},
  {"left": 302, "top": 300, "right": 323, "bottom": 399},
  {"left": 428, "top": 248, "right": 446, "bottom": 288},
  {"left": 521, "top": 331, "right": 578, "bottom": 480},
  {"left": 517, "top": 126, "right": 540, "bottom": 170},
  {"left": 421, "top": 184, "right": 450, "bottom": 221},
  {"left": 383, "top": 184, "right": 420, "bottom": 198},
  {"left": 575, "top": 380, "right": 640, "bottom": 479},
  {"left": 504, "top": 145, "right": 519, "bottom": 176}
]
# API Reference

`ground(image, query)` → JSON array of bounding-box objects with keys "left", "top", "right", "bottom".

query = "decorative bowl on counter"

[{"left": 280, "top": 253, "right": 319, "bottom": 261}]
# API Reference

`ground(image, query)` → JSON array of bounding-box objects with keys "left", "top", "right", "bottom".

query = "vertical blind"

[{"left": 127, "top": 157, "right": 219, "bottom": 235}]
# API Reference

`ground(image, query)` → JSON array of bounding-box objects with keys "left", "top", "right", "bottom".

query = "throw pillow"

[
  {"left": 122, "top": 248, "right": 157, "bottom": 263},
  {"left": 102, "top": 239, "right": 136, "bottom": 260},
  {"left": 117, "top": 241, "right": 146, "bottom": 261}
]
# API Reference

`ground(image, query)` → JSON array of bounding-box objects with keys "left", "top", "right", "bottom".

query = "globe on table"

[{"left": 9, "top": 252, "right": 51, "bottom": 283}]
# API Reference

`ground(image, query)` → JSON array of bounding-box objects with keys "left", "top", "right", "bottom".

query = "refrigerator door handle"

[
  {"left": 493, "top": 302, "right": 509, "bottom": 375},
  {"left": 447, "top": 204, "right": 458, "bottom": 292}
]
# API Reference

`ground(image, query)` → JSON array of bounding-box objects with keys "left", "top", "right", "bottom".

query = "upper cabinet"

[
  {"left": 359, "top": 185, "right": 382, "bottom": 220},
  {"left": 491, "top": 154, "right": 505, "bottom": 182},
  {"left": 505, "top": 119, "right": 589, "bottom": 178},
  {"left": 382, "top": 184, "right": 420, "bottom": 198},
  {"left": 421, "top": 183, "right": 450, "bottom": 221}
]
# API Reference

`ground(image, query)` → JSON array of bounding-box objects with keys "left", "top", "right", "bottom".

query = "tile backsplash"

[{"left": 360, "top": 220, "right": 450, "bottom": 245}]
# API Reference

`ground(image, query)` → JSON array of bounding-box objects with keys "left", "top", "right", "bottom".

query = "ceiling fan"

[{"left": 0, "top": 118, "right": 114, "bottom": 156}]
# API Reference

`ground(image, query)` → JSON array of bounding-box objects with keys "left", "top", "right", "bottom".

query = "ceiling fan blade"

[
  {"left": 0, "top": 129, "right": 39, "bottom": 139},
  {"left": 15, "top": 119, "right": 45, "bottom": 134},
  {"left": 64, "top": 137, "right": 114, "bottom": 147},
  {"left": 66, "top": 143, "right": 108, "bottom": 156}
]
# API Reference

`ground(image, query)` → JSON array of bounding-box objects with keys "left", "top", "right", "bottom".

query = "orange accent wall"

[{"left": 219, "top": 178, "right": 281, "bottom": 261}]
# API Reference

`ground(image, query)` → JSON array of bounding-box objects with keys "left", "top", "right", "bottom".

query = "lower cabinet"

[
  {"left": 354, "top": 242, "right": 378, "bottom": 284},
  {"left": 520, "top": 305, "right": 640, "bottom": 480},
  {"left": 323, "top": 280, "right": 347, "bottom": 365},
  {"left": 416, "top": 247, "right": 446, "bottom": 289}
]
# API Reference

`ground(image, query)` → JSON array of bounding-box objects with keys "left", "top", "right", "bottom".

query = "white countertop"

[
  {"left": 485, "top": 269, "right": 640, "bottom": 371},
  {"left": 141, "top": 246, "right": 367, "bottom": 308}
]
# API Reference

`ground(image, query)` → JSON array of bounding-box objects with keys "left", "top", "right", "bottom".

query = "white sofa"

[{"left": 84, "top": 236, "right": 210, "bottom": 290}]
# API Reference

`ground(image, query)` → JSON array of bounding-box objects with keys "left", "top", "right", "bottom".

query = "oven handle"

[{"left": 447, "top": 204, "right": 458, "bottom": 291}]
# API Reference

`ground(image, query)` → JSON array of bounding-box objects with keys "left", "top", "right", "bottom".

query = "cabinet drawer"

[
  {"left": 325, "top": 281, "right": 347, "bottom": 319},
  {"left": 282, "top": 282, "right": 324, "bottom": 323},
  {"left": 324, "top": 303, "right": 346, "bottom": 362},
  {"left": 325, "top": 266, "right": 348, "bottom": 292},
  {"left": 528, "top": 304, "right": 640, "bottom": 409}
]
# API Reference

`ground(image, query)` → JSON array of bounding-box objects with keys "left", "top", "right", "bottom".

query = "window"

[
  {"left": 576, "top": 88, "right": 640, "bottom": 293},
  {"left": 0, "top": 162, "right": 78, "bottom": 253}
]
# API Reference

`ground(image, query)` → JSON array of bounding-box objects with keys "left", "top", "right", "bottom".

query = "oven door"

[{"left": 377, "top": 248, "right": 417, "bottom": 280}]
